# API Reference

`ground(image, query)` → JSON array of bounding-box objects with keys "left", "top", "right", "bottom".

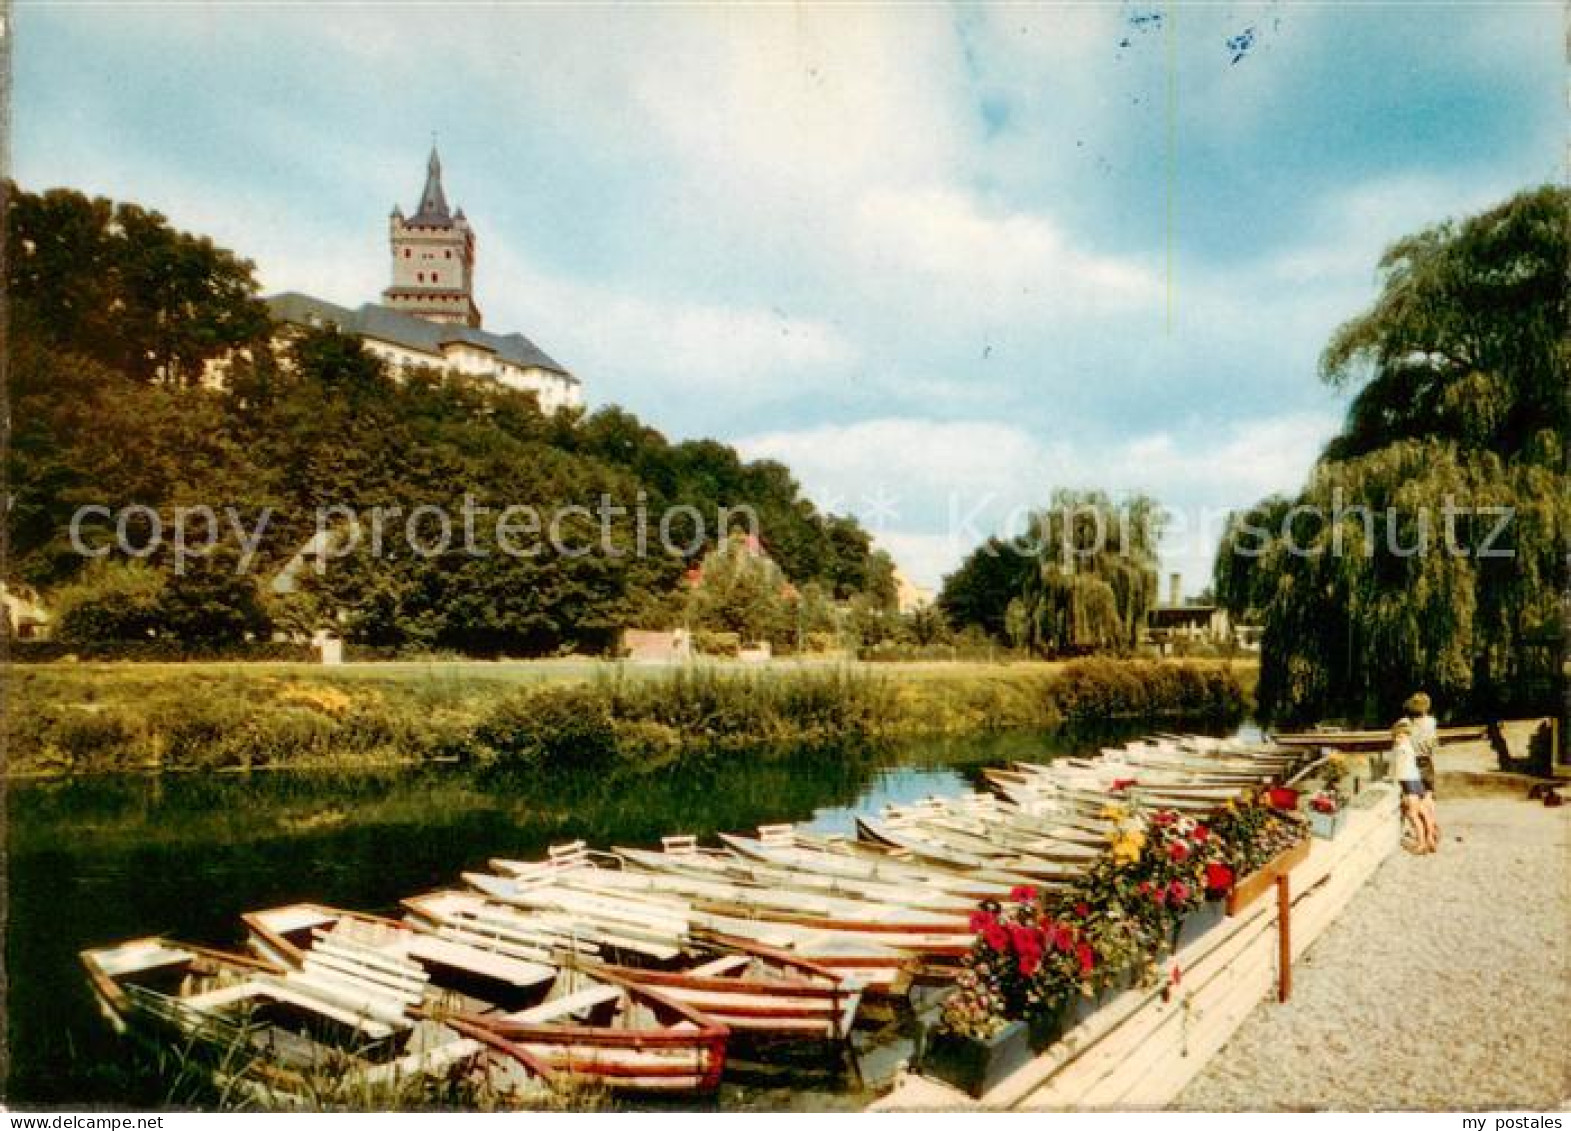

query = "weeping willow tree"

[
  {"left": 1007, "top": 490, "right": 1161, "bottom": 656},
  {"left": 1216, "top": 185, "right": 1569, "bottom": 722}
]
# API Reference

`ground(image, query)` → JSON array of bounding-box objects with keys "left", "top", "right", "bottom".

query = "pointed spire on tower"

[{"left": 409, "top": 141, "right": 453, "bottom": 226}]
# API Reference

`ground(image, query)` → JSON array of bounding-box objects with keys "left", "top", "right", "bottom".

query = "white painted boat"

[
  {"left": 448, "top": 969, "right": 730, "bottom": 1095},
  {"left": 242, "top": 902, "right": 557, "bottom": 1014},
  {"left": 80, "top": 936, "right": 542, "bottom": 1105}
]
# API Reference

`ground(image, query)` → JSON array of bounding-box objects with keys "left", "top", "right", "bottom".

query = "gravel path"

[{"left": 1179, "top": 795, "right": 1571, "bottom": 1110}]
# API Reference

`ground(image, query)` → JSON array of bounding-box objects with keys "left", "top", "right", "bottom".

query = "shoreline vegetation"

[{"left": 7, "top": 657, "right": 1253, "bottom": 779}]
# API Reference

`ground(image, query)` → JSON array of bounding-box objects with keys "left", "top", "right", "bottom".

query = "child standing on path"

[
  {"left": 1391, "top": 718, "right": 1438, "bottom": 853},
  {"left": 1405, "top": 692, "right": 1442, "bottom": 849}
]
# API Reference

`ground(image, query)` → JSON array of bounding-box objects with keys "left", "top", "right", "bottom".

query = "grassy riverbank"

[{"left": 6, "top": 657, "right": 1255, "bottom": 777}]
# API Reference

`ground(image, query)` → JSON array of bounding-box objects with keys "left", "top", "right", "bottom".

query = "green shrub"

[
  {"left": 692, "top": 630, "right": 741, "bottom": 658},
  {"left": 474, "top": 685, "right": 618, "bottom": 769}
]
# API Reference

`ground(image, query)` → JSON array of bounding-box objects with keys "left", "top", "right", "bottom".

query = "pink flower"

[{"left": 1170, "top": 880, "right": 1190, "bottom": 903}]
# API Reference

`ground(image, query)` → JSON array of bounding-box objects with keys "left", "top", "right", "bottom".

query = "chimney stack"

[{"left": 1169, "top": 572, "right": 1182, "bottom": 607}]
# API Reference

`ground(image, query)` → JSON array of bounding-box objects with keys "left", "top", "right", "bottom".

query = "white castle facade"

[{"left": 267, "top": 148, "right": 582, "bottom": 413}]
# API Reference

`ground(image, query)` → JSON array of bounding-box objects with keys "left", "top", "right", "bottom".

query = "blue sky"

[{"left": 12, "top": 3, "right": 1561, "bottom": 590}]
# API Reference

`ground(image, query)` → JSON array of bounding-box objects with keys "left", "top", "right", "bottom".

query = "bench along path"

[{"left": 1179, "top": 794, "right": 1571, "bottom": 1110}]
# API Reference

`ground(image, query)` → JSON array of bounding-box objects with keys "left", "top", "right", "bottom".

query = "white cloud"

[
  {"left": 848, "top": 188, "right": 1161, "bottom": 325},
  {"left": 738, "top": 411, "right": 1338, "bottom": 589},
  {"left": 479, "top": 244, "right": 858, "bottom": 403}
]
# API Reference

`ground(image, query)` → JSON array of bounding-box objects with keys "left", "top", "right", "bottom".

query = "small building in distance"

[
  {"left": 266, "top": 146, "right": 582, "bottom": 413},
  {"left": 893, "top": 566, "right": 934, "bottom": 615},
  {"left": 1145, "top": 572, "right": 1249, "bottom": 654},
  {"left": 1, "top": 583, "right": 51, "bottom": 640}
]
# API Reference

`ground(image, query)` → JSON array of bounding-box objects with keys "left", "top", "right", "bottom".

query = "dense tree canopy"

[
  {"left": 5, "top": 183, "right": 888, "bottom": 654},
  {"left": 6, "top": 183, "right": 271, "bottom": 385},
  {"left": 1215, "top": 185, "right": 1569, "bottom": 722}
]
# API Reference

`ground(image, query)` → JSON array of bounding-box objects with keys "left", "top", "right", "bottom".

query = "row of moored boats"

[{"left": 82, "top": 732, "right": 1316, "bottom": 1105}]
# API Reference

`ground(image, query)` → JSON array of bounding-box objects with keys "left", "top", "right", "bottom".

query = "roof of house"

[{"left": 266, "top": 292, "right": 576, "bottom": 381}]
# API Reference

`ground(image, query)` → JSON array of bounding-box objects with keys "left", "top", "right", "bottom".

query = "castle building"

[
  {"left": 383, "top": 147, "right": 481, "bottom": 328},
  {"left": 265, "top": 147, "right": 582, "bottom": 412}
]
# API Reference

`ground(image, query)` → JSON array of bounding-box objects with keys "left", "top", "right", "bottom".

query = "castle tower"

[{"left": 382, "top": 146, "right": 482, "bottom": 328}]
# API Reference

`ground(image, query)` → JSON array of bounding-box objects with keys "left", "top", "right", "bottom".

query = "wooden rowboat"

[
  {"left": 448, "top": 970, "right": 730, "bottom": 1094},
  {"left": 80, "top": 936, "right": 536, "bottom": 1106},
  {"left": 582, "top": 935, "right": 864, "bottom": 1043},
  {"left": 1273, "top": 725, "right": 1486, "bottom": 752},
  {"left": 246, "top": 902, "right": 731, "bottom": 1097},
  {"left": 242, "top": 903, "right": 558, "bottom": 1014}
]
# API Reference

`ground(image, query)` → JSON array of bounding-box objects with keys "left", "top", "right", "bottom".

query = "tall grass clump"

[
  {"left": 8, "top": 658, "right": 1252, "bottom": 777},
  {"left": 472, "top": 666, "right": 902, "bottom": 769},
  {"left": 1045, "top": 658, "right": 1246, "bottom": 724}
]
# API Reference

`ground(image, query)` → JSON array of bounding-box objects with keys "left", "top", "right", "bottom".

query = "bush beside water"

[{"left": 8, "top": 659, "right": 1250, "bottom": 776}]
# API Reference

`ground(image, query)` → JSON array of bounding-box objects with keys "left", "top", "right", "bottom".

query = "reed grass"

[{"left": 9, "top": 658, "right": 1251, "bottom": 777}]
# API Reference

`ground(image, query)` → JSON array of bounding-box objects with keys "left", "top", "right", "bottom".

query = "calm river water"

[{"left": 5, "top": 723, "right": 1236, "bottom": 1107}]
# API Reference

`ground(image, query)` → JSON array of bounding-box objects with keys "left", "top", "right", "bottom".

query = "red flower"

[
  {"left": 1204, "top": 861, "right": 1235, "bottom": 893},
  {"left": 1137, "top": 880, "right": 1154, "bottom": 896},
  {"left": 1076, "top": 941, "right": 1096, "bottom": 976},
  {"left": 1074, "top": 902, "right": 1090, "bottom": 918},
  {"left": 1048, "top": 923, "right": 1074, "bottom": 954},
  {"left": 1008, "top": 923, "right": 1039, "bottom": 957},
  {"left": 1010, "top": 885, "right": 1038, "bottom": 903},
  {"left": 1153, "top": 885, "right": 1168, "bottom": 906},
  {"left": 982, "top": 923, "right": 1009, "bottom": 951},
  {"left": 1168, "top": 841, "right": 1190, "bottom": 862},
  {"left": 1153, "top": 810, "right": 1175, "bottom": 826},
  {"left": 1170, "top": 964, "right": 1182, "bottom": 986},
  {"left": 1020, "top": 951, "right": 1040, "bottom": 977},
  {"left": 1170, "top": 880, "right": 1190, "bottom": 904},
  {"left": 1192, "top": 825, "right": 1210, "bottom": 842},
  {"left": 969, "top": 909, "right": 996, "bottom": 933}
]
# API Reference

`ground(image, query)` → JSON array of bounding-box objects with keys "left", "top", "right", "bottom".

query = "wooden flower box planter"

[
  {"left": 922, "top": 1019, "right": 1033, "bottom": 1099},
  {"left": 1171, "top": 898, "right": 1228, "bottom": 951},
  {"left": 1225, "top": 836, "right": 1311, "bottom": 917},
  {"left": 1307, "top": 808, "right": 1346, "bottom": 840}
]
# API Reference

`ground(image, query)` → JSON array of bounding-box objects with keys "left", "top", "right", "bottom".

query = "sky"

[{"left": 11, "top": 3, "right": 1562, "bottom": 592}]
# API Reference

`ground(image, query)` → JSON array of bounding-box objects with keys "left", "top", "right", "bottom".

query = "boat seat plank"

[
  {"left": 404, "top": 934, "right": 555, "bottom": 988},
  {"left": 183, "top": 979, "right": 271, "bottom": 1012},
  {"left": 511, "top": 984, "right": 621, "bottom": 1024},
  {"left": 94, "top": 942, "right": 192, "bottom": 978},
  {"left": 259, "top": 976, "right": 402, "bottom": 1038},
  {"left": 301, "top": 953, "right": 425, "bottom": 1002},
  {"left": 688, "top": 954, "right": 751, "bottom": 978},
  {"left": 277, "top": 971, "right": 408, "bottom": 1030},
  {"left": 310, "top": 931, "right": 430, "bottom": 982}
]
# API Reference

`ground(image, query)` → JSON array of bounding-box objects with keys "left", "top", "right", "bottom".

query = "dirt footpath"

[{"left": 1180, "top": 794, "right": 1571, "bottom": 1110}]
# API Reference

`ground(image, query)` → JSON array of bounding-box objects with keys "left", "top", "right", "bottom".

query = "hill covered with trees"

[{"left": 5, "top": 183, "right": 892, "bottom": 655}]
